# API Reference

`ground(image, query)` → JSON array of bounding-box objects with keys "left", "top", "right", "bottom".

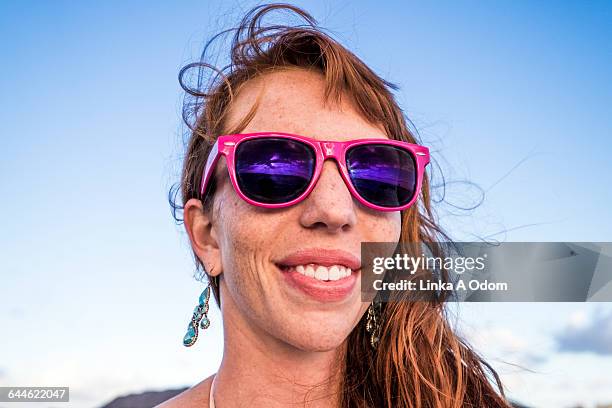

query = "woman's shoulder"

[{"left": 154, "top": 374, "right": 215, "bottom": 408}]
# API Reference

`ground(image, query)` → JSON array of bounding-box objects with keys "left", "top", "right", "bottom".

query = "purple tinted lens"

[
  {"left": 235, "top": 138, "right": 315, "bottom": 204},
  {"left": 346, "top": 144, "right": 416, "bottom": 208}
]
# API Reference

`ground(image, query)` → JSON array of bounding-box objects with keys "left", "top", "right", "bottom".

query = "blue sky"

[{"left": 1, "top": 1, "right": 611, "bottom": 407}]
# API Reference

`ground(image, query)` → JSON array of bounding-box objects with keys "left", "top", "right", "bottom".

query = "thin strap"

[{"left": 209, "top": 374, "right": 216, "bottom": 408}]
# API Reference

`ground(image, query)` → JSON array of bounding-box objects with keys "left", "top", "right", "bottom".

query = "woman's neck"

[{"left": 214, "top": 305, "right": 345, "bottom": 407}]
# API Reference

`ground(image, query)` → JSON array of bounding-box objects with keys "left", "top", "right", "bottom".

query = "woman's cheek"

[
  {"left": 221, "top": 207, "right": 274, "bottom": 274},
  {"left": 367, "top": 212, "right": 402, "bottom": 242}
]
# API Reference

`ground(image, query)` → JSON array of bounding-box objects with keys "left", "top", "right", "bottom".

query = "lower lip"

[{"left": 278, "top": 265, "right": 359, "bottom": 302}]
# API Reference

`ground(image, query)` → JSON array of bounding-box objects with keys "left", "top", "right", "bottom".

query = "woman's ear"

[{"left": 183, "top": 198, "right": 222, "bottom": 277}]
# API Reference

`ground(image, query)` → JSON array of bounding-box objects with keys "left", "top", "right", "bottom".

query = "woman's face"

[{"left": 185, "top": 68, "right": 402, "bottom": 351}]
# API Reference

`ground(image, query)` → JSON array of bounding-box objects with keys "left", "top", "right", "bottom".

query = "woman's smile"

[{"left": 275, "top": 248, "right": 361, "bottom": 302}]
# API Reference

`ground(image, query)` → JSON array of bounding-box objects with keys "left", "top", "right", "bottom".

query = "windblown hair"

[{"left": 169, "top": 4, "right": 513, "bottom": 408}]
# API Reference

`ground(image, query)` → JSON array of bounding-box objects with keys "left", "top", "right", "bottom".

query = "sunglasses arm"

[{"left": 199, "top": 141, "right": 222, "bottom": 197}]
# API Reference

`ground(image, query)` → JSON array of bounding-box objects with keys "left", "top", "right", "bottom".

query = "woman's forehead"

[{"left": 224, "top": 69, "right": 388, "bottom": 141}]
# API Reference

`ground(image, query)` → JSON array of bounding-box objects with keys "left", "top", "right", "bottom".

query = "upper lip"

[{"left": 276, "top": 248, "right": 361, "bottom": 270}]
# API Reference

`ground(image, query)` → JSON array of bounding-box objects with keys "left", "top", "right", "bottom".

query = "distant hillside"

[{"left": 99, "top": 387, "right": 187, "bottom": 408}]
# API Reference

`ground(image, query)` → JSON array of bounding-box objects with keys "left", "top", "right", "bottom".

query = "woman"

[{"left": 164, "top": 4, "right": 513, "bottom": 408}]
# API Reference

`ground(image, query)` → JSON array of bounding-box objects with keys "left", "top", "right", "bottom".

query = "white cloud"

[{"left": 555, "top": 308, "right": 612, "bottom": 355}]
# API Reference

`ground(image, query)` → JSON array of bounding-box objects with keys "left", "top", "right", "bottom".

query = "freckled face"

[{"left": 200, "top": 68, "right": 401, "bottom": 351}]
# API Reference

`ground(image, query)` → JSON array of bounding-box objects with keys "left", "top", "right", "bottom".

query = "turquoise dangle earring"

[{"left": 182, "top": 283, "right": 212, "bottom": 347}]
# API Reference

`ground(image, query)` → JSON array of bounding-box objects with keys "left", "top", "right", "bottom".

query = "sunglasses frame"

[{"left": 200, "top": 132, "right": 430, "bottom": 212}]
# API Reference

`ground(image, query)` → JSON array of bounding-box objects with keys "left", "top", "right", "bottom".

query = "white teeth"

[
  {"left": 315, "top": 266, "right": 328, "bottom": 280},
  {"left": 329, "top": 265, "right": 340, "bottom": 281},
  {"left": 305, "top": 265, "right": 315, "bottom": 277},
  {"left": 290, "top": 264, "right": 353, "bottom": 281}
]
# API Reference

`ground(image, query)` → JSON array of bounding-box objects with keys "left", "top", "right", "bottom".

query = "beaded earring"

[{"left": 365, "top": 300, "right": 382, "bottom": 349}]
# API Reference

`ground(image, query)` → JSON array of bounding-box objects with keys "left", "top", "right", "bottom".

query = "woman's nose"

[{"left": 298, "top": 160, "right": 357, "bottom": 232}]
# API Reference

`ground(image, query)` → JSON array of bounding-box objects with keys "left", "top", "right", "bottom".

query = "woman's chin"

[
  {"left": 287, "top": 334, "right": 348, "bottom": 352},
  {"left": 273, "top": 322, "right": 355, "bottom": 352}
]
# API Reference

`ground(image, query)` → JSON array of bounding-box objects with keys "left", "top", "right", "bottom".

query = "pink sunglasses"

[{"left": 200, "top": 132, "right": 430, "bottom": 211}]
